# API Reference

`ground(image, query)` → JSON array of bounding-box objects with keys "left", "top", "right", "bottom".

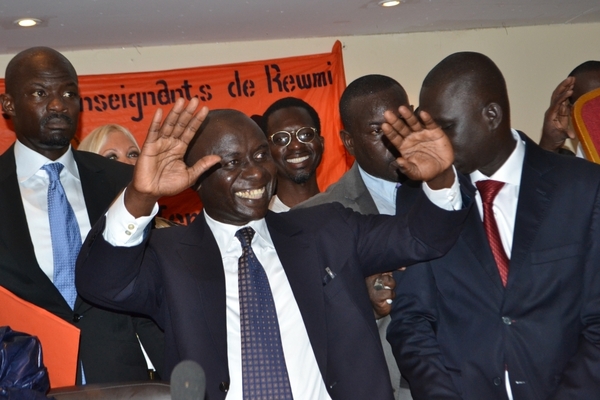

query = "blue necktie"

[
  {"left": 42, "top": 163, "right": 81, "bottom": 309},
  {"left": 236, "top": 227, "right": 294, "bottom": 400}
]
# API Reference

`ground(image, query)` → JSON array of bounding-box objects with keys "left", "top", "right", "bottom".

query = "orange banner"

[{"left": 0, "top": 41, "right": 351, "bottom": 224}]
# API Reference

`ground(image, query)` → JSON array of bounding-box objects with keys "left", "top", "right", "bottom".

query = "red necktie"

[{"left": 476, "top": 180, "right": 509, "bottom": 286}]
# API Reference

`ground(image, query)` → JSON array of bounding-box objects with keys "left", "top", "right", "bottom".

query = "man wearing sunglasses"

[{"left": 260, "top": 97, "right": 324, "bottom": 212}]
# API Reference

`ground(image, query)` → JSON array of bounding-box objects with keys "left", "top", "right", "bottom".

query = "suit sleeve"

[
  {"left": 550, "top": 182, "right": 600, "bottom": 399},
  {"left": 386, "top": 267, "right": 462, "bottom": 400},
  {"left": 75, "top": 216, "right": 164, "bottom": 325},
  {"left": 349, "top": 188, "right": 471, "bottom": 277}
]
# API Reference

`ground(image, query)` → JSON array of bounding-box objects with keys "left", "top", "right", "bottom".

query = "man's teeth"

[
  {"left": 287, "top": 156, "right": 309, "bottom": 164},
  {"left": 235, "top": 187, "right": 265, "bottom": 199}
]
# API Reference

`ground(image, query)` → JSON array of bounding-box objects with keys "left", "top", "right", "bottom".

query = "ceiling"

[{"left": 1, "top": 0, "right": 599, "bottom": 55}]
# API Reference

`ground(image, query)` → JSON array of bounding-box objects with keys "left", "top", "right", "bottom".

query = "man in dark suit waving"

[
  {"left": 0, "top": 46, "right": 163, "bottom": 384},
  {"left": 76, "top": 96, "right": 470, "bottom": 399},
  {"left": 387, "top": 52, "right": 600, "bottom": 399}
]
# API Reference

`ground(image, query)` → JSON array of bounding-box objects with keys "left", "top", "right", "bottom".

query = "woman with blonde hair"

[{"left": 79, "top": 124, "right": 140, "bottom": 165}]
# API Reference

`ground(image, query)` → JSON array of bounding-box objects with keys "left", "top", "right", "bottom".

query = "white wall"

[{"left": 2, "top": 22, "right": 599, "bottom": 142}]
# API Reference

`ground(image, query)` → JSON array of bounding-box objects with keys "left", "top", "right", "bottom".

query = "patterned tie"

[
  {"left": 42, "top": 163, "right": 81, "bottom": 309},
  {"left": 476, "top": 180, "right": 510, "bottom": 287},
  {"left": 236, "top": 227, "right": 294, "bottom": 400}
]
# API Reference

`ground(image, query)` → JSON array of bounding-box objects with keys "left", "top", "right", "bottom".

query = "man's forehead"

[{"left": 201, "top": 119, "right": 265, "bottom": 150}]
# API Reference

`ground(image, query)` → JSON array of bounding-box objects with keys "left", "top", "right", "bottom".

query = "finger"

[
  {"left": 381, "top": 112, "right": 407, "bottom": 152},
  {"left": 172, "top": 97, "right": 201, "bottom": 139},
  {"left": 188, "top": 154, "right": 222, "bottom": 183},
  {"left": 398, "top": 105, "right": 424, "bottom": 133},
  {"left": 550, "top": 77, "right": 575, "bottom": 108},
  {"left": 380, "top": 272, "right": 396, "bottom": 289},
  {"left": 180, "top": 106, "right": 209, "bottom": 145},
  {"left": 418, "top": 110, "right": 441, "bottom": 131},
  {"left": 158, "top": 97, "right": 192, "bottom": 138},
  {"left": 145, "top": 108, "right": 164, "bottom": 144}
]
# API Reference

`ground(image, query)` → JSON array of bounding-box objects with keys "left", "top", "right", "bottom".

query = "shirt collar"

[
  {"left": 357, "top": 164, "right": 398, "bottom": 206},
  {"left": 15, "top": 139, "right": 79, "bottom": 183},
  {"left": 470, "top": 129, "right": 525, "bottom": 186},
  {"left": 203, "top": 210, "right": 274, "bottom": 256}
]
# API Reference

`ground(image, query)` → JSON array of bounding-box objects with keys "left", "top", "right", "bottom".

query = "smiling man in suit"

[
  {"left": 75, "top": 96, "right": 470, "bottom": 399},
  {"left": 0, "top": 46, "right": 163, "bottom": 383},
  {"left": 386, "top": 52, "right": 600, "bottom": 399}
]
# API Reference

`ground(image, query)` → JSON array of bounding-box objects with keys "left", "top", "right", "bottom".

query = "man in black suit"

[
  {"left": 386, "top": 52, "right": 600, "bottom": 399},
  {"left": 0, "top": 46, "right": 163, "bottom": 384},
  {"left": 76, "top": 97, "right": 470, "bottom": 399}
]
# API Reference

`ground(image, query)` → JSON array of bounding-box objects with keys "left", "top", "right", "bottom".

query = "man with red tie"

[{"left": 386, "top": 52, "right": 600, "bottom": 399}]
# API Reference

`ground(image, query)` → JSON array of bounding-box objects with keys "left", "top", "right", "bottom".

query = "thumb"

[{"left": 188, "top": 155, "right": 222, "bottom": 182}]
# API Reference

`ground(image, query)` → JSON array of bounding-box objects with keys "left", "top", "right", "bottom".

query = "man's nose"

[{"left": 47, "top": 94, "right": 68, "bottom": 112}]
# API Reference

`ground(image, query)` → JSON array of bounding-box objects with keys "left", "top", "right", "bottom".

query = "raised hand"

[
  {"left": 125, "top": 98, "right": 221, "bottom": 217},
  {"left": 381, "top": 106, "right": 454, "bottom": 189},
  {"left": 539, "top": 76, "right": 576, "bottom": 152}
]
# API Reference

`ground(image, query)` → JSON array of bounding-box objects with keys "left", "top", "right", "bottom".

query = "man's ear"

[
  {"left": 0, "top": 94, "right": 16, "bottom": 117},
  {"left": 339, "top": 130, "right": 355, "bottom": 156},
  {"left": 483, "top": 103, "right": 503, "bottom": 131}
]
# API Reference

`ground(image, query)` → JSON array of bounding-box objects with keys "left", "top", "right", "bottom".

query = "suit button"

[
  {"left": 219, "top": 381, "right": 229, "bottom": 392},
  {"left": 493, "top": 376, "right": 502, "bottom": 386},
  {"left": 73, "top": 314, "right": 82, "bottom": 323}
]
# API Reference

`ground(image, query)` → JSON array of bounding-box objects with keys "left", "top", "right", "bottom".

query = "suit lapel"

[
  {"left": 266, "top": 212, "right": 328, "bottom": 375},
  {"left": 0, "top": 147, "right": 73, "bottom": 315},
  {"left": 509, "top": 135, "right": 555, "bottom": 287},
  {"left": 461, "top": 207, "right": 506, "bottom": 296},
  {"left": 75, "top": 150, "right": 125, "bottom": 225},
  {"left": 343, "top": 163, "right": 379, "bottom": 215},
  {"left": 177, "top": 217, "right": 228, "bottom": 368}
]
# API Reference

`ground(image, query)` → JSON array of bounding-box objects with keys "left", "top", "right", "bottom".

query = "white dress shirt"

[
  {"left": 15, "top": 140, "right": 91, "bottom": 281},
  {"left": 469, "top": 128, "right": 525, "bottom": 400},
  {"left": 268, "top": 194, "right": 291, "bottom": 213},
  {"left": 470, "top": 129, "right": 524, "bottom": 263},
  {"left": 358, "top": 165, "right": 399, "bottom": 215}
]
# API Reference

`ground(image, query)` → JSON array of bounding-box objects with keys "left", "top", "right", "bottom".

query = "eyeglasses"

[{"left": 268, "top": 127, "right": 318, "bottom": 147}]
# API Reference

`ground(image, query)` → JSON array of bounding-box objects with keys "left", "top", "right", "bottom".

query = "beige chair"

[{"left": 49, "top": 381, "right": 170, "bottom": 400}]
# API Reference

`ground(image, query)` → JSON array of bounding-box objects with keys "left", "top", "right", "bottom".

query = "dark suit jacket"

[
  {"left": 76, "top": 188, "right": 469, "bottom": 400},
  {"left": 298, "top": 161, "right": 420, "bottom": 400},
  {"left": 0, "top": 146, "right": 164, "bottom": 384},
  {"left": 387, "top": 133, "right": 600, "bottom": 400}
]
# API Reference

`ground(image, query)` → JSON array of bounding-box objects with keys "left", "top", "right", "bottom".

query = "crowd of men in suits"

[{"left": 1, "top": 45, "right": 600, "bottom": 400}]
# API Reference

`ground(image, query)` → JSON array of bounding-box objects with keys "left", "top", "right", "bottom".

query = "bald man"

[
  {"left": 0, "top": 47, "right": 164, "bottom": 384},
  {"left": 386, "top": 52, "right": 600, "bottom": 399},
  {"left": 75, "top": 99, "right": 471, "bottom": 399}
]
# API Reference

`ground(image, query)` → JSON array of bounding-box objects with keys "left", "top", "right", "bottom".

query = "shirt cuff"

[
  {"left": 103, "top": 189, "right": 158, "bottom": 247},
  {"left": 422, "top": 166, "right": 462, "bottom": 211}
]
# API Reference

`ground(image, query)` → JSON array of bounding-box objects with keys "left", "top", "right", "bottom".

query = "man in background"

[
  {"left": 0, "top": 46, "right": 163, "bottom": 384},
  {"left": 539, "top": 60, "right": 600, "bottom": 155},
  {"left": 260, "top": 97, "right": 324, "bottom": 211},
  {"left": 298, "top": 74, "right": 415, "bottom": 400}
]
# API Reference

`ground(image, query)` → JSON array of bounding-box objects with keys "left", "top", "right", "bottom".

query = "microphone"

[{"left": 170, "top": 360, "right": 206, "bottom": 400}]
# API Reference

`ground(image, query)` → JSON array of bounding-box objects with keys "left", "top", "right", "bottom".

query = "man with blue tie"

[
  {"left": 0, "top": 46, "right": 163, "bottom": 384},
  {"left": 76, "top": 97, "right": 471, "bottom": 399}
]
